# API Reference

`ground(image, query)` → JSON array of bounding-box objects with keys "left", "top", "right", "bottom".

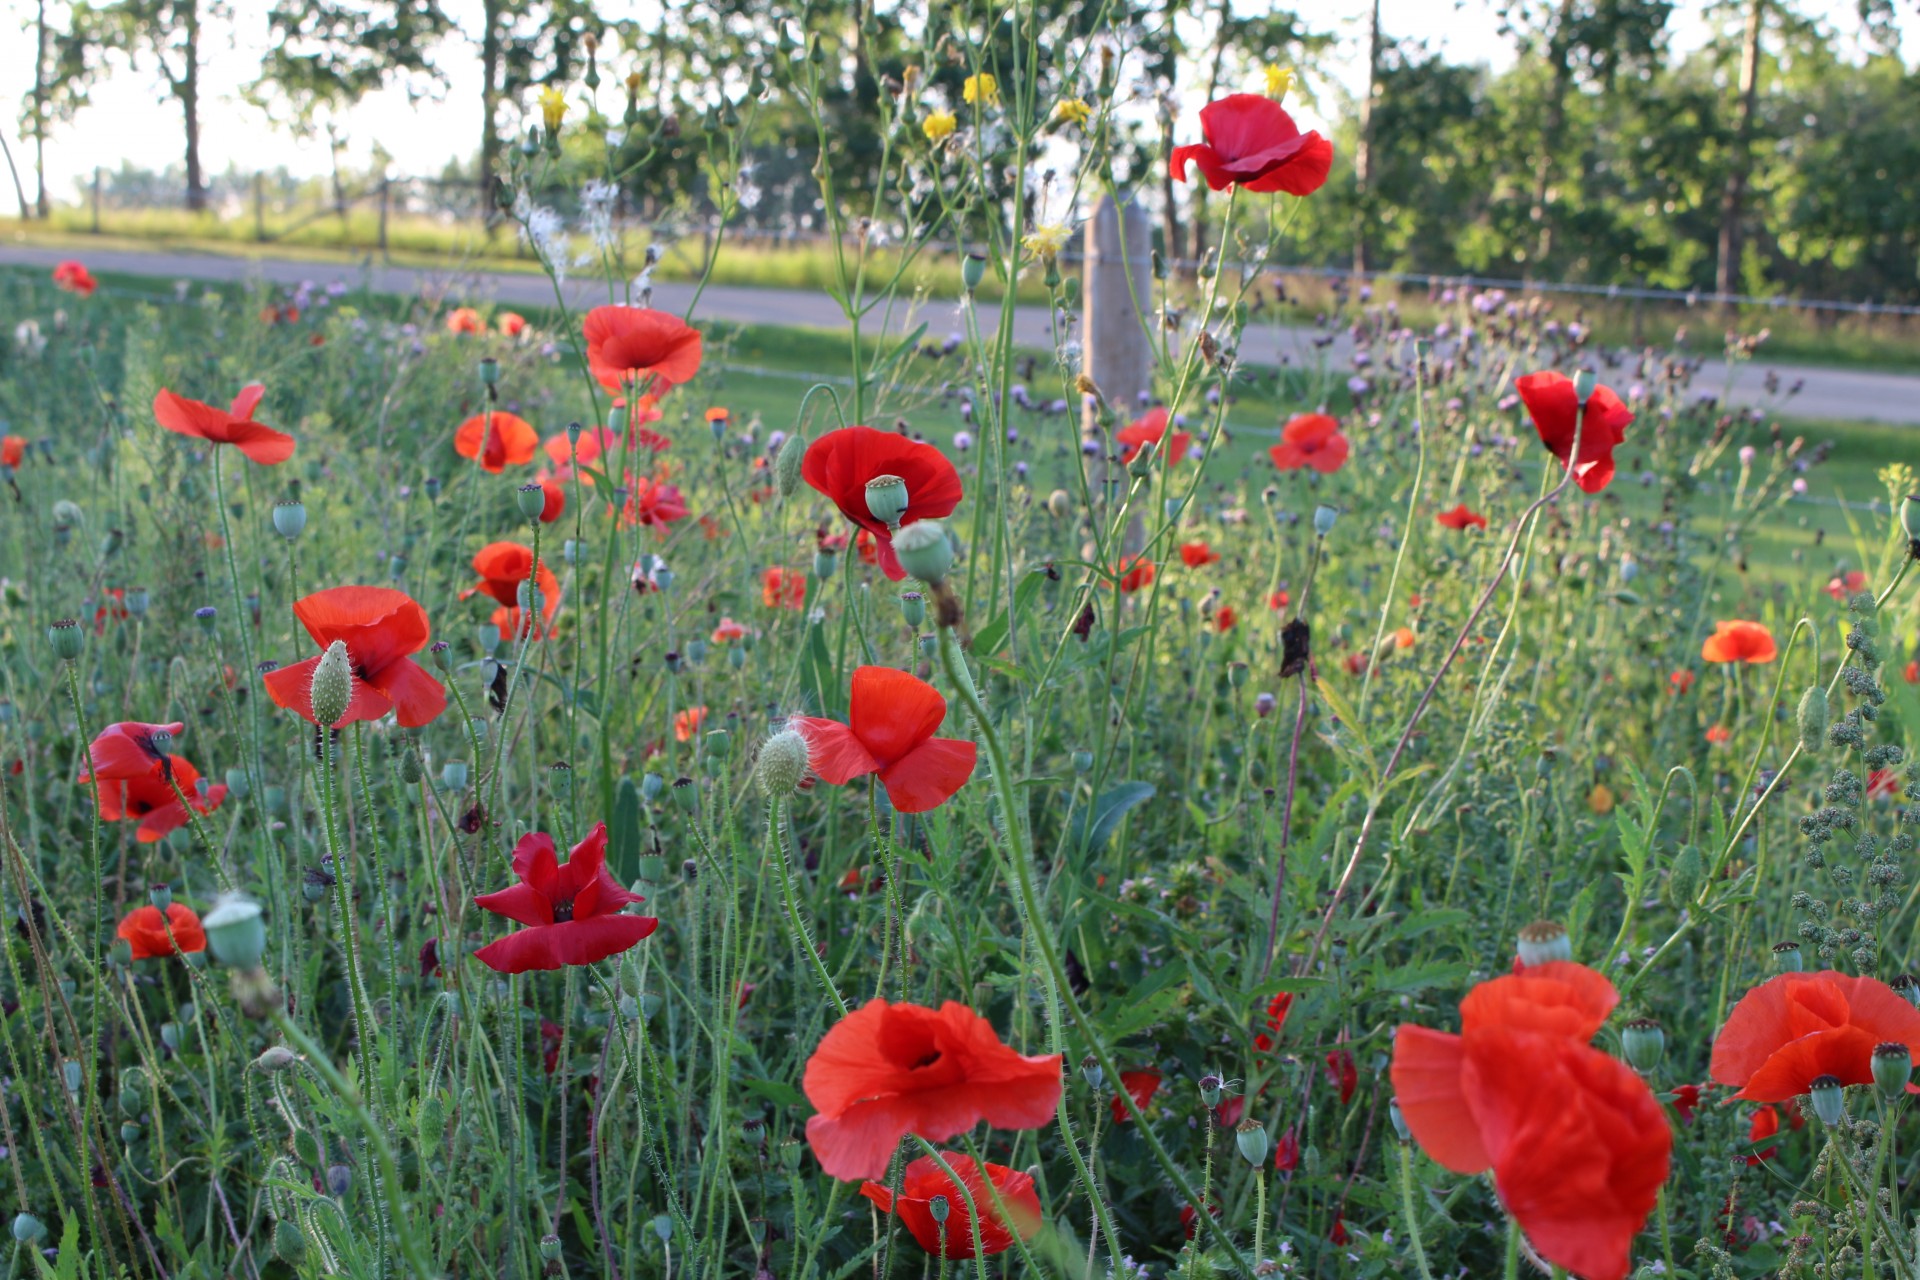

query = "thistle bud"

[
  {"left": 48, "top": 619, "right": 83, "bottom": 661},
  {"left": 1808, "top": 1074, "right": 1846, "bottom": 1125},
  {"left": 202, "top": 892, "right": 266, "bottom": 969},
  {"left": 1873, "top": 1042, "right": 1913, "bottom": 1097},
  {"left": 775, "top": 434, "right": 806, "bottom": 497},
  {"left": 893, "top": 520, "right": 954, "bottom": 585},
  {"left": 1774, "top": 941, "right": 1804, "bottom": 972},
  {"left": 1234, "top": 1119, "right": 1269, "bottom": 1167},
  {"left": 757, "top": 729, "right": 810, "bottom": 797},
  {"left": 1621, "top": 1019, "right": 1665, "bottom": 1074},
  {"left": 1515, "top": 920, "right": 1571, "bottom": 967},
  {"left": 1796, "top": 687, "right": 1828, "bottom": 752},
  {"left": 310, "top": 639, "right": 352, "bottom": 728}
]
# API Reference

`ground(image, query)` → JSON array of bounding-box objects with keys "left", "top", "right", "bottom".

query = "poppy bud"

[
  {"left": 961, "top": 252, "right": 986, "bottom": 292},
  {"left": 12, "top": 1214, "right": 46, "bottom": 1244},
  {"left": 1515, "top": 920, "right": 1571, "bottom": 967},
  {"left": 775, "top": 434, "right": 806, "bottom": 498},
  {"left": 517, "top": 483, "right": 546, "bottom": 520},
  {"left": 1389, "top": 1098, "right": 1409, "bottom": 1142},
  {"left": 255, "top": 1046, "right": 297, "bottom": 1072},
  {"left": 927, "top": 1194, "right": 951, "bottom": 1224},
  {"left": 441, "top": 761, "right": 469, "bottom": 790},
  {"left": 272, "top": 1218, "right": 307, "bottom": 1264},
  {"left": 202, "top": 892, "right": 266, "bottom": 969},
  {"left": 864, "top": 474, "right": 910, "bottom": 528},
  {"left": 48, "top": 619, "right": 83, "bottom": 661},
  {"left": 812, "top": 547, "right": 838, "bottom": 580},
  {"left": 898, "top": 592, "right": 926, "bottom": 626},
  {"left": 757, "top": 729, "right": 809, "bottom": 797},
  {"left": 1198, "top": 1074, "right": 1222, "bottom": 1107},
  {"left": 399, "top": 749, "right": 423, "bottom": 785},
  {"left": 424, "top": 476, "right": 442, "bottom": 501},
  {"left": 1235, "top": 1119, "right": 1269, "bottom": 1167},
  {"left": 652, "top": 1214, "right": 674, "bottom": 1242},
  {"left": 893, "top": 520, "right": 954, "bottom": 585},
  {"left": 1046, "top": 489, "right": 1071, "bottom": 518},
  {"left": 310, "top": 639, "right": 353, "bottom": 728},
  {"left": 1080, "top": 1054, "right": 1103, "bottom": 1089},
  {"left": 1667, "top": 845, "right": 1702, "bottom": 911},
  {"left": 1312, "top": 504, "right": 1338, "bottom": 537},
  {"left": 109, "top": 937, "right": 132, "bottom": 966},
  {"left": 1873, "top": 1042, "right": 1913, "bottom": 1097},
  {"left": 1072, "top": 750, "right": 1093, "bottom": 774},
  {"left": 672, "top": 776, "right": 698, "bottom": 812},
  {"left": 1621, "top": 1018, "right": 1665, "bottom": 1074},
  {"left": 1796, "top": 687, "right": 1828, "bottom": 752},
  {"left": 326, "top": 1165, "right": 352, "bottom": 1198},
  {"left": 302, "top": 866, "right": 332, "bottom": 902},
  {"left": 1808, "top": 1074, "right": 1846, "bottom": 1125},
  {"left": 120, "top": 1121, "right": 141, "bottom": 1143},
  {"left": 1774, "top": 941, "right": 1804, "bottom": 972}
]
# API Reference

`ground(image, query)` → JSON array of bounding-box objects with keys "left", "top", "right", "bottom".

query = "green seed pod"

[
  {"left": 202, "top": 893, "right": 267, "bottom": 969},
  {"left": 12, "top": 1214, "right": 46, "bottom": 1244},
  {"left": 893, "top": 520, "right": 954, "bottom": 585},
  {"left": 309, "top": 639, "right": 353, "bottom": 728},
  {"left": 1796, "top": 686, "right": 1829, "bottom": 752},
  {"left": 48, "top": 619, "right": 83, "bottom": 661},
  {"left": 272, "top": 1217, "right": 307, "bottom": 1264},
  {"left": 774, "top": 434, "right": 806, "bottom": 498},
  {"left": 1234, "top": 1119, "right": 1269, "bottom": 1167},
  {"left": 1668, "top": 845, "right": 1703, "bottom": 911}
]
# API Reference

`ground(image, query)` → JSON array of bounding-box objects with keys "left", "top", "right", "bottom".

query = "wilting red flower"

[
  {"left": 1179, "top": 540, "right": 1221, "bottom": 567},
  {"left": 1710, "top": 971, "right": 1920, "bottom": 1102},
  {"left": 464, "top": 543, "right": 561, "bottom": 626},
  {"left": 1706, "top": 724, "right": 1731, "bottom": 745},
  {"left": 454, "top": 411, "right": 539, "bottom": 473},
  {"left": 616, "top": 474, "right": 689, "bottom": 529},
  {"left": 153, "top": 383, "right": 296, "bottom": 466},
  {"left": 802, "top": 999, "right": 1063, "bottom": 1180},
  {"left": 419, "top": 937, "right": 442, "bottom": 978},
  {"left": 1180, "top": 1198, "right": 1222, "bottom": 1240},
  {"left": 117, "top": 903, "right": 206, "bottom": 959},
  {"left": 802, "top": 426, "right": 965, "bottom": 582},
  {"left": 1669, "top": 670, "right": 1695, "bottom": 694},
  {"left": 445, "top": 307, "right": 483, "bottom": 334},
  {"left": 1701, "top": 620, "right": 1777, "bottom": 664},
  {"left": 1269, "top": 413, "right": 1350, "bottom": 474},
  {"left": 1116, "top": 556, "right": 1155, "bottom": 593},
  {"left": 582, "top": 305, "right": 704, "bottom": 394},
  {"left": 81, "top": 756, "right": 226, "bottom": 842},
  {"left": 1325, "top": 1049, "right": 1358, "bottom": 1105},
  {"left": 1669, "top": 1083, "right": 1701, "bottom": 1125},
  {"left": 1, "top": 436, "right": 25, "bottom": 468},
  {"left": 791, "top": 666, "right": 977, "bottom": 813},
  {"left": 1215, "top": 605, "right": 1238, "bottom": 632},
  {"left": 1746, "top": 1105, "right": 1780, "bottom": 1165},
  {"left": 674, "top": 706, "right": 708, "bottom": 743},
  {"left": 87, "top": 721, "right": 186, "bottom": 783},
  {"left": 763, "top": 567, "right": 807, "bottom": 610},
  {"left": 1826, "top": 570, "right": 1869, "bottom": 600},
  {"left": 1514, "top": 372, "right": 1634, "bottom": 495},
  {"left": 858, "top": 1154, "right": 1042, "bottom": 1259},
  {"left": 1391, "top": 963, "right": 1670, "bottom": 1280},
  {"left": 1254, "top": 991, "right": 1293, "bottom": 1053},
  {"left": 1110, "top": 1069, "right": 1161, "bottom": 1124},
  {"left": 1116, "top": 407, "right": 1191, "bottom": 466},
  {"left": 1274, "top": 1127, "right": 1301, "bottom": 1171},
  {"left": 1268, "top": 590, "right": 1290, "bottom": 611},
  {"left": 497, "top": 311, "right": 527, "bottom": 337},
  {"left": 1169, "top": 93, "right": 1333, "bottom": 196},
  {"left": 53, "top": 260, "right": 97, "bottom": 296},
  {"left": 1436, "top": 504, "right": 1488, "bottom": 531},
  {"left": 473, "top": 823, "right": 657, "bottom": 973},
  {"left": 262, "top": 586, "right": 447, "bottom": 728},
  {"left": 711, "top": 617, "right": 747, "bottom": 644}
]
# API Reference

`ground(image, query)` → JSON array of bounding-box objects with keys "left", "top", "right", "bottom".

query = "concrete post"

[{"left": 1081, "top": 194, "right": 1153, "bottom": 550}]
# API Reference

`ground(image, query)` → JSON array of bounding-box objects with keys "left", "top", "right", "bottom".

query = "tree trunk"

[
  {"left": 1716, "top": 0, "right": 1766, "bottom": 299},
  {"left": 32, "top": 0, "right": 48, "bottom": 217},
  {"left": 480, "top": 0, "right": 502, "bottom": 227},
  {"left": 1351, "top": 0, "right": 1381, "bottom": 275},
  {"left": 1160, "top": 112, "right": 1183, "bottom": 278},
  {"left": 1526, "top": 0, "right": 1578, "bottom": 273},
  {"left": 182, "top": 0, "right": 204, "bottom": 211}
]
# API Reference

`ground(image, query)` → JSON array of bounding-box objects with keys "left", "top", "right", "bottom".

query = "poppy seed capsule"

[
  {"left": 865, "top": 474, "right": 909, "bottom": 528},
  {"left": 1235, "top": 1119, "right": 1269, "bottom": 1167},
  {"left": 202, "top": 893, "right": 266, "bottom": 969},
  {"left": 961, "top": 252, "right": 986, "bottom": 292},
  {"left": 310, "top": 640, "right": 353, "bottom": 728},
  {"left": 1621, "top": 1019, "right": 1665, "bottom": 1073},
  {"left": 1774, "top": 941, "right": 1804, "bottom": 972},
  {"left": 899, "top": 592, "right": 926, "bottom": 626},
  {"left": 1080, "top": 1054, "right": 1103, "bottom": 1089},
  {"left": 149, "top": 883, "right": 172, "bottom": 911},
  {"left": 813, "top": 546, "right": 838, "bottom": 580},
  {"left": 1796, "top": 687, "right": 1829, "bottom": 752},
  {"left": 672, "top": 776, "right": 698, "bottom": 812},
  {"left": 48, "top": 618, "right": 83, "bottom": 661},
  {"left": 1312, "top": 504, "right": 1338, "bottom": 537},
  {"left": 516, "top": 483, "right": 546, "bottom": 520},
  {"left": 757, "top": 729, "right": 810, "bottom": 796},
  {"left": 927, "top": 1194, "right": 951, "bottom": 1224},
  {"left": 272, "top": 499, "right": 306, "bottom": 539},
  {"left": 12, "top": 1214, "right": 46, "bottom": 1244},
  {"left": 1873, "top": 1042, "right": 1913, "bottom": 1096},
  {"left": 1892, "top": 973, "right": 1920, "bottom": 1007},
  {"left": 1808, "top": 1074, "right": 1846, "bottom": 1125},
  {"left": 1198, "top": 1074, "right": 1222, "bottom": 1107},
  {"left": 1515, "top": 920, "right": 1571, "bottom": 967},
  {"left": 893, "top": 520, "right": 954, "bottom": 584}
]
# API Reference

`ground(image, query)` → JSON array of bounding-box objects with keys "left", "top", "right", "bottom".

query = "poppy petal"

[
  {"left": 1389, "top": 1025, "right": 1490, "bottom": 1174},
  {"left": 472, "top": 914, "right": 656, "bottom": 973},
  {"left": 1461, "top": 962, "right": 1619, "bottom": 1041},
  {"left": 364, "top": 656, "right": 447, "bottom": 728},
  {"left": 510, "top": 832, "right": 562, "bottom": 899},
  {"left": 1732, "top": 1026, "right": 1882, "bottom": 1101},
  {"left": 230, "top": 383, "right": 267, "bottom": 421},
  {"left": 878, "top": 737, "right": 977, "bottom": 813},
  {"left": 474, "top": 881, "right": 553, "bottom": 928},
  {"left": 153, "top": 389, "right": 235, "bottom": 444},
  {"left": 849, "top": 665, "right": 950, "bottom": 765},
  {"left": 790, "top": 717, "right": 880, "bottom": 785},
  {"left": 224, "top": 421, "right": 297, "bottom": 466},
  {"left": 1710, "top": 973, "right": 1852, "bottom": 1088}
]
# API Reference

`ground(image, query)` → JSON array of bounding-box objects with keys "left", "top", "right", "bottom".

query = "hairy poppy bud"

[
  {"left": 1235, "top": 1119, "right": 1269, "bottom": 1167},
  {"left": 1808, "top": 1074, "right": 1846, "bottom": 1125},
  {"left": 1873, "top": 1042, "right": 1912, "bottom": 1097},
  {"left": 1667, "top": 845, "right": 1702, "bottom": 911},
  {"left": 310, "top": 639, "right": 353, "bottom": 728},
  {"left": 1796, "top": 687, "right": 1828, "bottom": 752},
  {"left": 48, "top": 618, "right": 83, "bottom": 661},
  {"left": 1621, "top": 1019, "right": 1665, "bottom": 1074},
  {"left": 400, "top": 749, "right": 423, "bottom": 785},
  {"left": 757, "top": 729, "right": 809, "bottom": 797},
  {"left": 272, "top": 1218, "right": 307, "bottom": 1264},
  {"left": 893, "top": 520, "right": 953, "bottom": 585},
  {"left": 1515, "top": 920, "right": 1571, "bottom": 967},
  {"left": 202, "top": 893, "right": 266, "bottom": 969},
  {"left": 255, "top": 1046, "right": 297, "bottom": 1072},
  {"left": 865, "top": 474, "right": 909, "bottom": 528},
  {"left": 775, "top": 434, "right": 806, "bottom": 498},
  {"left": 1773, "top": 941, "right": 1804, "bottom": 972}
]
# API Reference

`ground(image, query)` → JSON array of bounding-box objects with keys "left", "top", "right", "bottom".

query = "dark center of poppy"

[
  {"left": 551, "top": 899, "right": 575, "bottom": 922},
  {"left": 910, "top": 1050, "right": 942, "bottom": 1070}
]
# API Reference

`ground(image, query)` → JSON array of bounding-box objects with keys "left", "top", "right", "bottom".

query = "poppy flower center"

[
  {"left": 551, "top": 899, "right": 576, "bottom": 922},
  {"left": 910, "top": 1050, "right": 943, "bottom": 1070}
]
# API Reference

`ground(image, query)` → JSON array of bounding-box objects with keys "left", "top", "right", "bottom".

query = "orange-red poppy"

[
  {"left": 790, "top": 666, "right": 977, "bottom": 813},
  {"left": 1701, "top": 620, "right": 1777, "bottom": 664},
  {"left": 53, "top": 260, "right": 97, "bottom": 296},
  {"left": 1394, "top": 626, "right": 1416, "bottom": 649},
  {"left": 582, "top": 305, "right": 703, "bottom": 394},
  {"left": 490, "top": 605, "right": 548, "bottom": 644},
  {"left": 859, "top": 1154, "right": 1042, "bottom": 1259},
  {"left": 802, "top": 999, "right": 1063, "bottom": 1180},
  {"left": 1268, "top": 589, "right": 1290, "bottom": 611},
  {"left": 1669, "top": 670, "right": 1695, "bottom": 694},
  {"left": 1170, "top": 94, "right": 1333, "bottom": 196},
  {"left": 1269, "top": 413, "right": 1349, "bottom": 474},
  {"left": 1437, "top": 504, "right": 1488, "bottom": 530},
  {"left": 263, "top": 586, "right": 447, "bottom": 728},
  {"left": 497, "top": 311, "right": 527, "bottom": 337},
  {"left": 674, "top": 706, "right": 708, "bottom": 743},
  {"left": 1116, "top": 408, "right": 1192, "bottom": 466},
  {"left": 615, "top": 474, "right": 689, "bottom": 529},
  {"left": 117, "top": 903, "right": 206, "bottom": 959},
  {"left": 1216, "top": 605, "right": 1238, "bottom": 632},
  {"left": 1515, "top": 372, "right": 1633, "bottom": 495},
  {"left": 1745, "top": 1105, "right": 1780, "bottom": 1165},
  {"left": 472, "top": 824, "right": 657, "bottom": 973},
  {"left": 454, "top": 411, "right": 539, "bottom": 473},
  {"left": 1179, "top": 540, "right": 1220, "bottom": 567},
  {"left": 1111, "top": 1069, "right": 1161, "bottom": 1124},
  {"left": 463, "top": 543, "right": 561, "bottom": 626},
  {"left": 1391, "top": 963, "right": 1670, "bottom": 1280},
  {"left": 445, "top": 307, "right": 483, "bottom": 334},
  {"left": 1706, "top": 724, "right": 1731, "bottom": 744},
  {"left": 1116, "top": 556, "right": 1155, "bottom": 593},
  {"left": 1825, "top": 570, "right": 1868, "bottom": 600},
  {"left": 1, "top": 436, "right": 25, "bottom": 468},
  {"left": 153, "top": 384, "right": 296, "bottom": 466},
  {"left": 711, "top": 617, "right": 747, "bottom": 644},
  {"left": 81, "top": 755, "right": 226, "bottom": 842},
  {"left": 802, "top": 426, "right": 965, "bottom": 582},
  {"left": 1711, "top": 971, "right": 1920, "bottom": 1102},
  {"left": 763, "top": 567, "right": 807, "bottom": 610}
]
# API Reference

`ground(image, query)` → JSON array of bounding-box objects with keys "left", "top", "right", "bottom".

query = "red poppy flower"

[
  {"left": 582, "top": 306, "right": 704, "bottom": 394},
  {"left": 87, "top": 720, "right": 186, "bottom": 783},
  {"left": 858, "top": 1154, "right": 1042, "bottom": 1259},
  {"left": 116, "top": 903, "right": 206, "bottom": 960},
  {"left": 1274, "top": 1127, "right": 1300, "bottom": 1171},
  {"left": 1436, "top": 504, "right": 1488, "bottom": 531},
  {"left": 1111, "top": 1069, "right": 1161, "bottom": 1124},
  {"left": 1116, "top": 556, "right": 1155, "bottom": 593},
  {"left": 1669, "top": 670, "right": 1695, "bottom": 694},
  {"left": 1116, "top": 408, "right": 1192, "bottom": 466},
  {"left": 1254, "top": 991, "right": 1293, "bottom": 1053},
  {"left": 802, "top": 999, "right": 1062, "bottom": 1180},
  {"left": 1269, "top": 413, "right": 1350, "bottom": 474},
  {"left": 1268, "top": 590, "right": 1290, "bottom": 611},
  {"left": 616, "top": 474, "right": 689, "bottom": 529},
  {"left": 1, "top": 436, "right": 25, "bottom": 468},
  {"left": 1325, "top": 1048, "right": 1358, "bottom": 1105},
  {"left": 1710, "top": 971, "right": 1920, "bottom": 1102},
  {"left": 1745, "top": 1105, "right": 1780, "bottom": 1165},
  {"left": 81, "top": 756, "right": 227, "bottom": 843},
  {"left": 711, "top": 617, "right": 747, "bottom": 644},
  {"left": 763, "top": 567, "right": 807, "bottom": 610},
  {"left": 1514, "top": 372, "right": 1634, "bottom": 495},
  {"left": 544, "top": 426, "right": 615, "bottom": 474},
  {"left": 453, "top": 411, "right": 539, "bottom": 473},
  {"left": 1391, "top": 963, "right": 1669, "bottom": 1280},
  {"left": 1906, "top": 660, "right": 1919, "bottom": 685},
  {"left": 473, "top": 823, "right": 658, "bottom": 973},
  {"left": 463, "top": 543, "right": 561, "bottom": 626},
  {"left": 674, "top": 706, "right": 707, "bottom": 743},
  {"left": 1344, "top": 652, "right": 1368, "bottom": 676},
  {"left": 1669, "top": 1084, "right": 1701, "bottom": 1125},
  {"left": 53, "top": 260, "right": 97, "bottom": 296},
  {"left": 262, "top": 586, "right": 447, "bottom": 728},
  {"left": 532, "top": 473, "right": 566, "bottom": 522},
  {"left": 498, "top": 311, "right": 527, "bottom": 337},
  {"left": 1215, "top": 605, "right": 1237, "bottom": 632},
  {"left": 1180, "top": 1198, "right": 1222, "bottom": 1240},
  {"left": 1701, "top": 620, "right": 1777, "bottom": 665},
  {"left": 1169, "top": 94, "right": 1333, "bottom": 196},
  {"left": 153, "top": 384, "right": 296, "bottom": 466},
  {"left": 1179, "top": 540, "right": 1220, "bottom": 567},
  {"left": 445, "top": 307, "right": 483, "bottom": 334},
  {"left": 1825, "top": 570, "right": 1868, "bottom": 600},
  {"left": 790, "top": 666, "right": 977, "bottom": 813},
  {"left": 490, "top": 605, "right": 549, "bottom": 644},
  {"left": 801, "top": 426, "right": 965, "bottom": 582},
  {"left": 1706, "top": 724, "right": 1731, "bottom": 745},
  {"left": 855, "top": 529, "right": 879, "bottom": 565}
]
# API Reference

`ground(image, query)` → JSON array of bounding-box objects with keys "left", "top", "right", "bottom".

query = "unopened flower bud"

[
  {"left": 775, "top": 434, "right": 806, "bottom": 497},
  {"left": 310, "top": 639, "right": 353, "bottom": 728},
  {"left": 1515, "top": 920, "right": 1571, "bottom": 967},
  {"left": 1389, "top": 1097, "right": 1409, "bottom": 1142},
  {"left": 1796, "top": 687, "right": 1829, "bottom": 752},
  {"left": 255, "top": 1045, "right": 298, "bottom": 1072},
  {"left": 272, "top": 1218, "right": 307, "bottom": 1264},
  {"left": 757, "top": 729, "right": 810, "bottom": 797}
]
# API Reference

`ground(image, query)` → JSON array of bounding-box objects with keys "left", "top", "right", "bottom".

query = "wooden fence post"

[{"left": 1081, "top": 194, "right": 1153, "bottom": 548}]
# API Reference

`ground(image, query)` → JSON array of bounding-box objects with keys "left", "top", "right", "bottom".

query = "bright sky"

[{"left": 0, "top": 0, "right": 1907, "bottom": 209}]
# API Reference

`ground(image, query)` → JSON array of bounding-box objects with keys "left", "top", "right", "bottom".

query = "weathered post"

[
  {"left": 90, "top": 167, "right": 100, "bottom": 234},
  {"left": 378, "top": 177, "right": 390, "bottom": 258},
  {"left": 253, "top": 172, "right": 265, "bottom": 241},
  {"left": 1081, "top": 194, "right": 1153, "bottom": 550}
]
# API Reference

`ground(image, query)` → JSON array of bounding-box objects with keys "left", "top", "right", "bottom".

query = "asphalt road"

[{"left": 6, "top": 241, "right": 1918, "bottom": 425}]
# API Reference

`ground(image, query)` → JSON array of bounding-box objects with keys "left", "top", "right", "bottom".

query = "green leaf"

[
  {"left": 610, "top": 776, "right": 642, "bottom": 877},
  {"left": 739, "top": 1076, "right": 807, "bottom": 1108},
  {"left": 1375, "top": 959, "right": 1473, "bottom": 994},
  {"left": 1071, "top": 781, "right": 1156, "bottom": 852},
  {"left": 972, "top": 569, "right": 1050, "bottom": 656}
]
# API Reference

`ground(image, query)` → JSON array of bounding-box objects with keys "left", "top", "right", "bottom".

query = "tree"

[{"left": 474, "top": 0, "right": 600, "bottom": 217}]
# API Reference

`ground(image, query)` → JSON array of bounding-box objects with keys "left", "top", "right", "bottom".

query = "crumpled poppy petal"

[
  {"left": 1733, "top": 1026, "right": 1881, "bottom": 1101},
  {"left": 790, "top": 717, "right": 879, "bottom": 785},
  {"left": 1710, "top": 972, "right": 1851, "bottom": 1087},
  {"left": 849, "top": 665, "right": 949, "bottom": 764},
  {"left": 1389, "top": 1024, "right": 1489, "bottom": 1174},
  {"left": 879, "top": 737, "right": 977, "bottom": 813},
  {"left": 472, "top": 914, "right": 656, "bottom": 973},
  {"left": 365, "top": 656, "right": 447, "bottom": 728},
  {"left": 1462, "top": 962, "right": 1619, "bottom": 1041}
]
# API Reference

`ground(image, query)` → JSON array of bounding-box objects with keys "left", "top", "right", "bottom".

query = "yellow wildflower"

[
  {"left": 923, "top": 110, "right": 957, "bottom": 143},
  {"left": 1054, "top": 97, "right": 1092, "bottom": 127},
  {"left": 1263, "top": 64, "right": 1293, "bottom": 101},
  {"left": 539, "top": 86, "right": 568, "bottom": 134},
  {"left": 1022, "top": 223, "right": 1071, "bottom": 261},
  {"left": 963, "top": 73, "right": 998, "bottom": 106}
]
